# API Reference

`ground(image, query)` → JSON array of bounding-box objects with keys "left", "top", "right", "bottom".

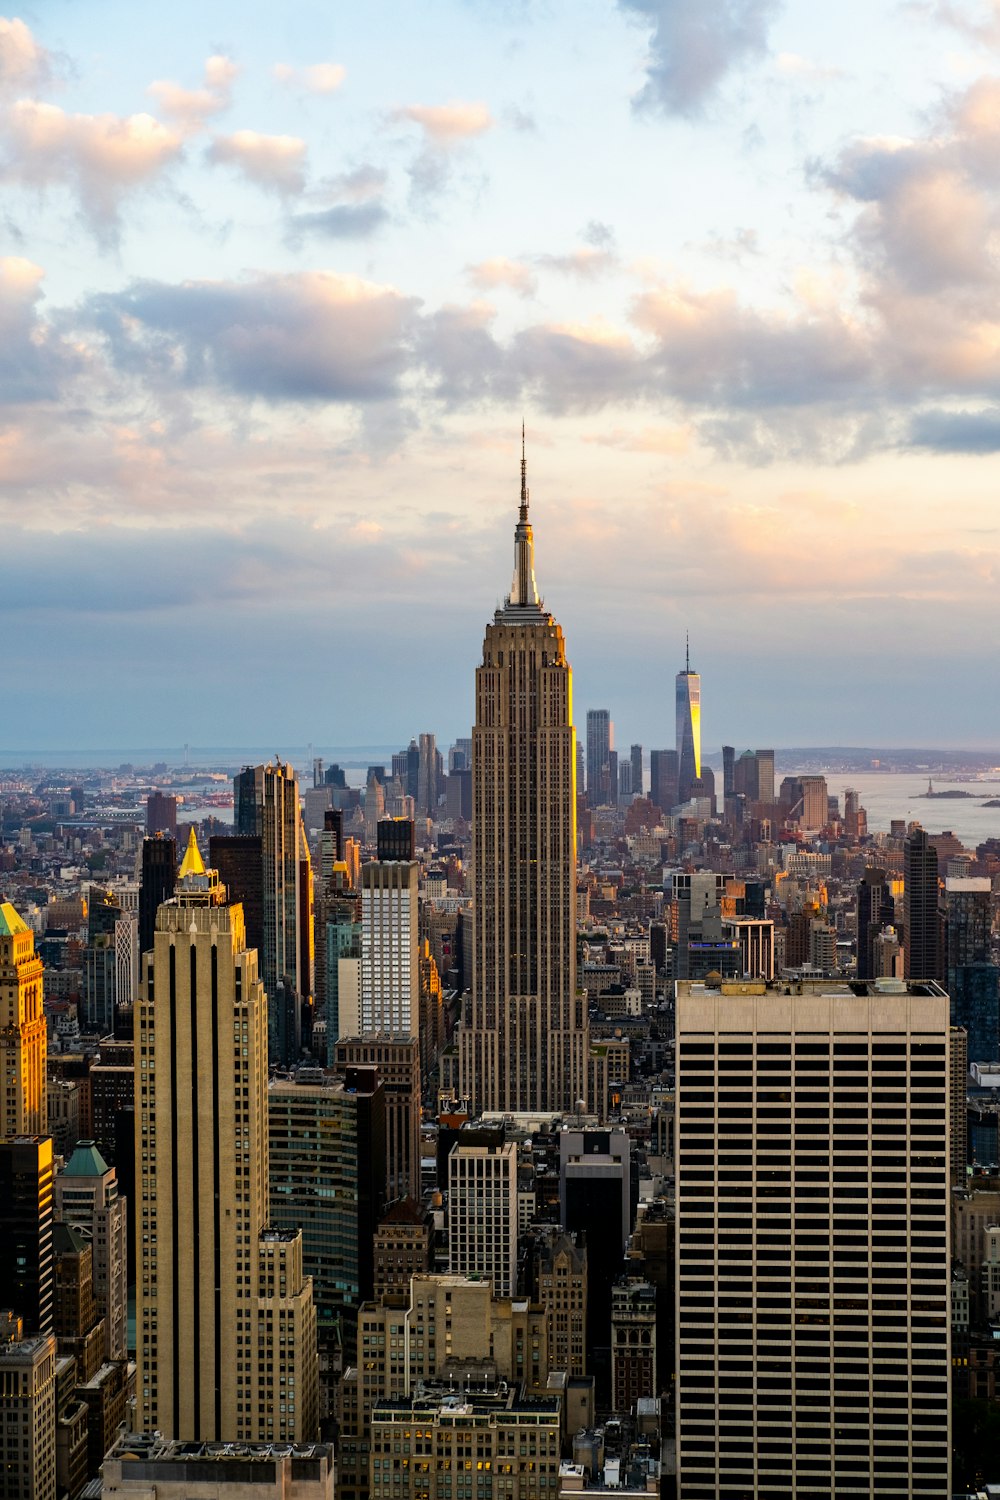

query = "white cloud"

[
  {"left": 272, "top": 61, "right": 346, "bottom": 95},
  {"left": 466, "top": 258, "right": 537, "bottom": 297},
  {"left": 392, "top": 100, "right": 493, "bottom": 144},
  {"left": 147, "top": 54, "right": 238, "bottom": 134},
  {"left": 0, "top": 17, "right": 51, "bottom": 93},
  {"left": 206, "top": 130, "right": 307, "bottom": 194}
]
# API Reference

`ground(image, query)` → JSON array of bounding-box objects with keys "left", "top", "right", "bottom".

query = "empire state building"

[{"left": 460, "top": 442, "right": 588, "bottom": 1114}]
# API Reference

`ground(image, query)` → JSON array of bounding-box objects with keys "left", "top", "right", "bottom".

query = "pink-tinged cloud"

[
  {"left": 0, "top": 100, "right": 183, "bottom": 231},
  {"left": 206, "top": 130, "right": 307, "bottom": 194},
  {"left": 0, "top": 256, "right": 83, "bottom": 400},
  {"left": 273, "top": 61, "right": 346, "bottom": 95},
  {"left": 0, "top": 16, "right": 51, "bottom": 92},
  {"left": 392, "top": 100, "right": 493, "bottom": 145},
  {"left": 465, "top": 258, "right": 537, "bottom": 298},
  {"left": 91, "top": 269, "right": 421, "bottom": 403},
  {"left": 147, "top": 54, "right": 238, "bottom": 134}
]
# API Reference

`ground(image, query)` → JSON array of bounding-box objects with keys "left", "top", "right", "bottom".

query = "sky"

[{"left": 4, "top": 0, "right": 1000, "bottom": 754}]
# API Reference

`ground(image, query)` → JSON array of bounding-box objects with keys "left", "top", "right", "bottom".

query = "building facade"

[
  {"left": 0, "top": 902, "right": 47, "bottom": 1140},
  {"left": 674, "top": 978, "right": 951, "bottom": 1495},
  {"left": 459, "top": 451, "right": 588, "bottom": 1115},
  {"left": 448, "top": 1138, "right": 518, "bottom": 1296},
  {"left": 135, "top": 834, "right": 318, "bottom": 1442}
]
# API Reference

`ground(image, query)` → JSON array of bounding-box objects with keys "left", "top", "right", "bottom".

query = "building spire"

[
  {"left": 507, "top": 423, "right": 540, "bottom": 610},
  {"left": 686, "top": 630, "right": 690, "bottom": 673}
]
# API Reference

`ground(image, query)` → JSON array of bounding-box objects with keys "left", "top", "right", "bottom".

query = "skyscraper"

[
  {"left": 856, "top": 866, "right": 895, "bottom": 981},
  {"left": 447, "top": 1136, "right": 518, "bottom": 1296},
  {"left": 54, "top": 1140, "right": 128, "bottom": 1362},
  {"left": 649, "top": 748, "right": 679, "bottom": 815},
  {"left": 629, "top": 742, "right": 643, "bottom": 799},
  {"left": 945, "top": 875, "right": 1000, "bottom": 1061},
  {"left": 0, "top": 1136, "right": 53, "bottom": 1335},
  {"left": 675, "top": 977, "right": 951, "bottom": 1493},
  {"left": 135, "top": 832, "right": 317, "bottom": 1442},
  {"left": 905, "top": 824, "right": 942, "bottom": 981},
  {"left": 586, "top": 709, "right": 612, "bottom": 808},
  {"left": 233, "top": 761, "right": 305, "bottom": 1064},
  {"left": 359, "top": 858, "right": 419, "bottom": 1035},
  {"left": 675, "top": 639, "right": 701, "bottom": 804},
  {"left": 459, "top": 443, "right": 587, "bottom": 1114},
  {"left": 138, "top": 834, "right": 176, "bottom": 957},
  {"left": 418, "top": 733, "right": 438, "bottom": 819},
  {"left": 0, "top": 902, "right": 46, "bottom": 1140}
]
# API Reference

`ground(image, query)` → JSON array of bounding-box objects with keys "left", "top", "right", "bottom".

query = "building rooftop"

[
  {"left": 104, "top": 1433, "right": 332, "bottom": 1464},
  {"left": 0, "top": 902, "right": 29, "bottom": 937},
  {"left": 676, "top": 976, "right": 948, "bottom": 1000},
  {"left": 63, "top": 1139, "right": 110, "bottom": 1177}
]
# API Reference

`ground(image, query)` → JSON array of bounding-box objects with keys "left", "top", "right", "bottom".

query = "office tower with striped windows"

[
  {"left": 447, "top": 1135, "right": 518, "bottom": 1296},
  {"left": 674, "top": 978, "right": 951, "bottom": 1496},
  {"left": 135, "top": 831, "right": 317, "bottom": 1442},
  {"left": 586, "top": 709, "right": 613, "bottom": 808},
  {"left": 905, "top": 825, "right": 942, "bottom": 982},
  {"left": 0, "top": 902, "right": 46, "bottom": 1140},
  {"left": 459, "top": 443, "right": 587, "bottom": 1114}
]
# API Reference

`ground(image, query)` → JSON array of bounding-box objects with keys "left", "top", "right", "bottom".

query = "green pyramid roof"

[
  {"left": 0, "top": 902, "right": 29, "bottom": 937},
  {"left": 63, "top": 1140, "right": 110, "bottom": 1177}
]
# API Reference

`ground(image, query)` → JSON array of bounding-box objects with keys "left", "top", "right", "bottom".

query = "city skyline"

[{"left": 4, "top": 3, "right": 1000, "bottom": 749}]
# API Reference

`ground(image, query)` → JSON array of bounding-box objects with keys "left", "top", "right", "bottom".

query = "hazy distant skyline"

[{"left": 5, "top": 1, "right": 1000, "bottom": 749}]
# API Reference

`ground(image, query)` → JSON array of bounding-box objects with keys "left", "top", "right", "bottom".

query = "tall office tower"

[
  {"left": 0, "top": 1329, "right": 57, "bottom": 1500},
  {"left": 418, "top": 732, "right": 438, "bottom": 818},
  {"left": 951, "top": 1025, "right": 969, "bottom": 1183},
  {"left": 844, "top": 786, "right": 868, "bottom": 839},
  {"left": 360, "top": 859, "right": 419, "bottom": 1035},
  {"left": 649, "top": 748, "right": 679, "bottom": 815},
  {"left": 618, "top": 759, "right": 633, "bottom": 798},
  {"left": 335, "top": 1036, "right": 420, "bottom": 1202},
  {"left": 945, "top": 876, "right": 1000, "bottom": 1061},
  {"left": 905, "top": 824, "right": 942, "bottom": 981},
  {"left": 269, "top": 1070, "right": 386, "bottom": 1338},
  {"left": 135, "top": 834, "right": 318, "bottom": 1442},
  {"left": 0, "top": 902, "right": 46, "bottom": 1139},
  {"left": 54, "top": 1140, "right": 128, "bottom": 1361},
  {"left": 324, "top": 896, "right": 362, "bottom": 1063},
  {"left": 145, "top": 792, "right": 177, "bottom": 836},
  {"left": 364, "top": 773, "right": 386, "bottom": 847},
  {"left": 138, "top": 835, "right": 176, "bottom": 957},
  {"left": 586, "top": 708, "right": 613, "bottom": 807},
  {"left": 559, "top": 1129, "right": 632, "bottom": 1399},
  {"left": 675, "top": 640, "right": 701, "bottom": 804},
  {"left": 722, "top": 745, "right": 735, "bottom": 799},
  {"left": 856, "top": 867, "right": 895, "bottom": 981},
  {"left": 234, "top": 761, "right": 305, "bottom": 1065},
  {"left": 630, "top": 743, "right": 643, "bottom": 799},
  {"left": 447, "top": 1136, "right": 518, "bottom": 1295},
  {"left": 672, "top": 871, "right": 728, "bottom": 982},
  {"left": 460, "top": 449, "right": 587, "bottom": 1114},
  {"left": 674, "top": 978, "right": 951, "bottom": 1495},
  {"left": 81, "top": 889, "right": 137, "bottom": 1037},
  {"left": 0, "top": 1136, "right": 54, "bottom": 1333}
]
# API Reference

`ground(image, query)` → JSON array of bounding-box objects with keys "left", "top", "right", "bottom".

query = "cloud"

[
  {"left": 0, "top": 16, "right": 51, "bottom": 93},
  {"left": 0, "top": 100, "right": 183, "bottom": 234},
  {"left": 513, "top": 319, "right": 646, "bottom": 412},
  {"left": 287, "top": 164, "right": 389, "bottom": 239},
  {"left": 0, "top": 256, "right": 83, "bottom": 401},
  {"left": 272, "top": 61, "right": 346, "bottom": 95},
  {"left": 908, "top": 405, "right": 1000, "bottom": 450},
  {"left": 534, "top": 247, "right": 617, "bottom": 278},
  {"left": 207, "top": 130, "right": 307, "bottom": 194},
  {"left": 582, "top": 423, "right": 693, "bottom": 453},
  {"left": 774, "top": 51, "right": 843, "bottom": 82},
  {"left": 928, "top": 0, "right": 1000, "bottom": 47},
  {"left": 391, "top": 101, "right": 494, "bottom": 145},
  {"left": 147, "top": 54, "right": 238, "bottom": 134},
  {"left": 289, "top": 201, "right": 389, "bottom": 238},
  {"left": 465, "top": 257, "right": 537, "bottom": 297},
  {"left": 90, "top": 270, "right": 421, "bottom": 403},
  {"left": 617, "top": 0, "right": 780, "bottom": 116}
]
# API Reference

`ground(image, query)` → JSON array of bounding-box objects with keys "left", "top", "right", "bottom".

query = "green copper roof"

[
  {"left": 63, "top": 1140, "right": 110, "bottom": 1177},
  {"left": 0, "top": 902, "right": 29, "bottom": 937}
]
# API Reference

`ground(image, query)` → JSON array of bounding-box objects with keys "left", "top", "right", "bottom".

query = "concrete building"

[
  {"left": 460, "top": 451, "right": 588, "bottom": 1115},
  {"left": 98, "top": 1433, "right": 334, "bottom": 1499},
  {"left": 448, "top": 1137, "right": 518, "bottom": 1295},
  {"left": 0, "top": 901, "right": 47, "bottom": 1140},
  {"left": 674, "top": 977, "right": 951, "bottom": 1495},
  {"left": 54, "top": 1140, "right": 128, "bottom": 1363},
  {"left": 135, "top": 833, "right": 318, "bottom": 1442},
  {"left": 530, "top": 1230, "right": 587, "bottom": 1378},
  {"left": 369, "top": 1385, "right": 561, "bottom": 1500},
  {"left": 335, "top": 1035, "right": 420, "bottom": 1204},
  {"left": 373, "top": 1199, "right": 432, "bottom": 1302},
  {"left": 611, "top": 1280, "right": 656, "bottom": 1415},
  {"left": 360, "top": 859, "right": 419, "bottom": 1035},
  {"left": 0, "top": 1331, "right": 57, "bottom": 1500}
]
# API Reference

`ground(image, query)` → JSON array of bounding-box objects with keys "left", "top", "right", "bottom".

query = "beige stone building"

[
  {"left": 99, "top": 1432, "right": 334, "bottom": 1498},
  {"left": 0, "top": 902, "right": 47, "bottom": 1140},
  {"left": 0, "top": 1330, "right": 57, "bottom": 1500},
  {"left": 135, "top": 833, "right": 317, "bottom": 1443},
  {"left": 460, "top": 456, "right": 588, "bottom": 1114}
]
